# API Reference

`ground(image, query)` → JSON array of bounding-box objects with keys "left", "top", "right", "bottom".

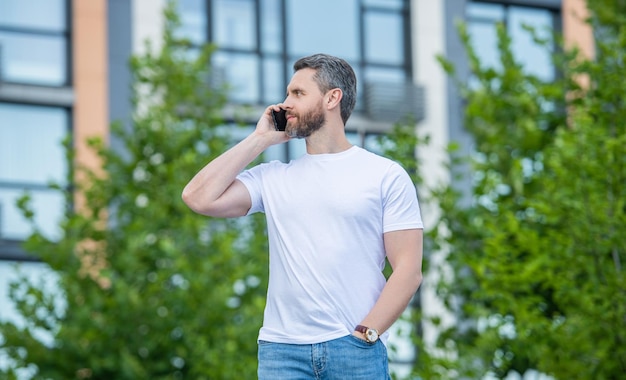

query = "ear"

[{"left": 325, "top": 88, "right": 343, "bottom": 111}]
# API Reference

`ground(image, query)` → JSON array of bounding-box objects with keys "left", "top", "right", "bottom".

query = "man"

[{"left": 182, "top": 53, "right": 423, "bottom": 379}]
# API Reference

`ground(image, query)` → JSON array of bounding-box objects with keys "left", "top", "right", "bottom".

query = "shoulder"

[
  {"left": 349, "top": 146, "right": 385, "bottom": 163},
  {"left": 353, "top": 147, "right": 408, "bottom": 175}
]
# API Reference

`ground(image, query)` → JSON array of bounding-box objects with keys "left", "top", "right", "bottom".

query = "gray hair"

[{"left": 293, "top": 54, "right": 357, "bottom": 125}]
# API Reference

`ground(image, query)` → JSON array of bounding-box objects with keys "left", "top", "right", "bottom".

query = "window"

[
  {"left": 287, "top": 2, "right": 359, "bottom": 60},
  {"left": 0, "top": 0, "right": 70, "bottom": 86},
  {"left": 0, "top": 104, "right": 68, "bottom": 245},
  {"left": 466, "top": 1, "right": 560, "bottom": 81},
  {"left": 0, "top": 0, "right": 71, "bottom": 260},
  {"left": 177, "top": 0, "right": 411, "bottom": 160}
]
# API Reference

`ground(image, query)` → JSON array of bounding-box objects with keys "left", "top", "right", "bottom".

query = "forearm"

[
  {"left": 359, "top": 267, "right": 422, "bottom": 335},
  {"left": 356, "top": 228, "right": 423, "bottom": 337},
  {"left": 182, "top": 132, "right": 268, "bottom": 214}
]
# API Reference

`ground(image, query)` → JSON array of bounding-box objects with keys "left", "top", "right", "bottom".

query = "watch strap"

[{"left": 354, "top": 324, "right": 368, "bottom": 334}]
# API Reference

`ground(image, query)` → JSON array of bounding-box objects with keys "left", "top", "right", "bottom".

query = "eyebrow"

[{"left": 286, "top": 86, "right": 305, "bottom": 96}]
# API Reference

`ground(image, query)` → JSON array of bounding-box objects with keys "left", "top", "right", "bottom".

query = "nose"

[{"left": 281, "top": 100, "right": 292, "bottom": 110}]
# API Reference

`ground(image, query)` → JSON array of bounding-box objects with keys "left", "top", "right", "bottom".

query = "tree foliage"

[
  {"left": 419, "top": 1, "right": 626, "bottom": 379},
  {"left": 0, "top": 3, "right": 268, "bottom": 379}
]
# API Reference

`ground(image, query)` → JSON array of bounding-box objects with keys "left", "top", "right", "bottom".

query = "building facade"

[{"left": 0, "top": 0, "right": 592, "bottom": 376}]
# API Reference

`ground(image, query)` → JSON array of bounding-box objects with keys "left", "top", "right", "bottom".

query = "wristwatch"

[{"left": 355, "top": 325, "right": 379, "bottom": 343}]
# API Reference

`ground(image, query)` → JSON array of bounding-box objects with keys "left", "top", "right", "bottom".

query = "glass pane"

[
  {"left": 363, "top": 0, "right": 404, "bottom": 10},
  {"left": 177, "top": 0, "right": 207, "bottom": 45},
  {"left": 263, "top": 144, "right": 286, "bottom": 162},
  {"left": 214, "top": 52, "right": 259, "bottom": 104},
  {"left": 345, "top": 131, "right": 362, "bottom": 147},
  {"left": 364, "top": 67, "right": 405, "bottom": 83},
  {"left": 467, "top": 2, "right": 505, "bottom": 21},
  {"left": 0, "top": 0, "right": 66, "bottom": 32},
  {"left": 263, "top": 57, "right": 285, "bottom": 104},
  {"left": 261, "top": 0, "right": 282, "bottom": 53},
  {"left": 0, "top": 104, "right": 68, "bottom": 185},
  {"left": 0, "top": 32, "right": 67, "bottom": 86},
  {"left": 287, "top": 0, "right": 359, "bottom": 60},
  {"left": 213, "top": 0, "right": 256, "bottom": 49},
  {"left": 0, "top": 262, "right": 59, "bottom": 347},
  {"left": 365, "top": 12, "right": 403, "bottom": 64},
  {"left": 509, "top": 7, "right": 554, "bottom": 80},
  {"left": 0, "top": 188, "right": 64, "bottom": 240},
  {"left": 467, "top": 21, "right": 500, "bottom": 71},
  {"left": 287, "top": 139, "right": 306, "bottom": 160},
  {"left": 364, "top": 133, "right": 384, "bottom": 154}
]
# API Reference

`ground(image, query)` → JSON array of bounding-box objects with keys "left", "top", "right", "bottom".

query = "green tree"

[
  {"left": 416, "top": 1, "right": 626, "bottom": 379},
  {"left": 0, "top": 3, "right": 268, "bottom": 379}
]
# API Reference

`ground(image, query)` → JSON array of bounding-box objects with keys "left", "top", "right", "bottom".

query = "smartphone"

[{"left": 272, "top": 108, "right": 287, "bottom": 131}]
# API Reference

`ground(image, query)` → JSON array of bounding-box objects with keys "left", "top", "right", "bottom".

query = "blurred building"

[{"left": 0, "top": 0, "right": 592, "bottom": 377}]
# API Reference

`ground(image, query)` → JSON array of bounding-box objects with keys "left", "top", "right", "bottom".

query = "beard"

[{"left": 286, "top": 104, "right": 326, "bottom": 139}]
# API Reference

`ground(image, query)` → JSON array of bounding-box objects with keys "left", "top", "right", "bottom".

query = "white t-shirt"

[{"left": 237, "top": 145, "right": 423, "bottom": 344}]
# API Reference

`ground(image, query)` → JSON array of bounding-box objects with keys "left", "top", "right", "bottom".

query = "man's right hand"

[{"left": 254, "top": 104, "right": 291, "bottom": 146}]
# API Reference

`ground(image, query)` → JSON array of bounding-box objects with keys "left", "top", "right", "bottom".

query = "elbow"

[
  {"left": 181, "top": 187, "right": 225, "bottom": 217},
  {"left": 394, "top": 262, "right": 423, "bottom": 293},
  {"left": 413, "top": 270, "right": 423, "bottom": 291},
  {"left": 181, "top": 187, "right": 192, "bottom": 208},
  {"left": 407, "top": 261, "right": 423, "bottom": 292},
  {"left": 181, "top": 187, "right": 203, "bottom": 214}
]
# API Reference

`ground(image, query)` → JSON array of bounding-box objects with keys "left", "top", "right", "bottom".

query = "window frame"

[
  {"left": 0, "top": 0, "right": 72, "bottom": 87},
  {"left": 0, "top": 0, "right": 72, "bottom": 261},
  {"left": 466, "top": 0, "right": 562, "bottom": 82}
]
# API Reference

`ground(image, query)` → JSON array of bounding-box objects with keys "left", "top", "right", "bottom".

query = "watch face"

[{"left": 366, "top": 329, "right": 379, "bottom": 342}]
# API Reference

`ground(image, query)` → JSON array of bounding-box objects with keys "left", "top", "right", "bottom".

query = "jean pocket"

[{"left": 346, "top": 334, "right": 377, "bottom": 347}]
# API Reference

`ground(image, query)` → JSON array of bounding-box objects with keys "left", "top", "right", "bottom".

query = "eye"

[{"left": 286, "top": 89, "right": 304, "bottom": 98}]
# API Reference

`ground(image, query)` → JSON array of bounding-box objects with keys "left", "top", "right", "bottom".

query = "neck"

[
  {"left": 306, "top": 138, "right": 353, "bottom": 155},
  {"left": 305, "top": 123, "right": 353, "bottom": 154}
]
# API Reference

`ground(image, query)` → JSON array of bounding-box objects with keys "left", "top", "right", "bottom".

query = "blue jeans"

[{"left": 257, "top": 335, "right": 391, "bottom": 380}]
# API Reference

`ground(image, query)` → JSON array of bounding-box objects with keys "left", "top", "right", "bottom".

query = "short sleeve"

[
  {"left": 381, "top": 163, "right": 423, "bottom": 233},
  {"left": 236, "top": 165, "right": 266, "bottom": 215}
]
